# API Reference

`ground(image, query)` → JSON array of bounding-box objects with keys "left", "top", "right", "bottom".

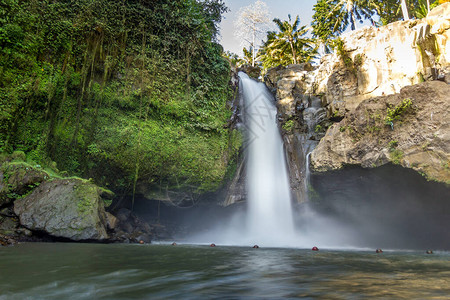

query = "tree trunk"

[
  {"left": 401, "top": 0, "right": 410, "bottom": 20},
  {"left": 186, "top": 46, "right": 191, "bottom": 100},
  {"left": 289, "top": 40, "right": 297, "bottom": 64},
  {"left": 427, "top": 0, "right": 430, "bottom": 12},
  {"left": 252, "top": 28, "right": 255, "bottom": 67}
]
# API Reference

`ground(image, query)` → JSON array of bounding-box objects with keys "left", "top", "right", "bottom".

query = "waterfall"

[
  {"left": 240, "top": 72, "right": 296, "bottom": 246},
  {"left": 305, "top": 152, "right": 312, "bottom": 202}
]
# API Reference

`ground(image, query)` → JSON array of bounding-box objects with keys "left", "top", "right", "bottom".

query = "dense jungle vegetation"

[{"left": 0, "top": 0, "right": 240, "bottom": 200}]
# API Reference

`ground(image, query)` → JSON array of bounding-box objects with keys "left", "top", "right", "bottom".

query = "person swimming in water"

[
  {"left": 210, "top": 243, "right": 216, "bottom": 247},
  {"left": 312, "top": 246, "right": 319, "bottom": 251}
]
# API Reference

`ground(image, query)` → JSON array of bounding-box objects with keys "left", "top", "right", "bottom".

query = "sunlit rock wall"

[
  {"left": 267, "top": 3, "right": 450, "bottom": 120},
  {"left": 265, "top": 3, "right": 450, "bottom": 196}
]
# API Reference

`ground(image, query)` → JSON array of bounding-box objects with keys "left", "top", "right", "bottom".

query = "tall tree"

[
  {"left": 271, "top": 15, "right": 306, "bottom": 64},
  {"left": 234, "top": 0, "right": 271, "bottom": 66}
]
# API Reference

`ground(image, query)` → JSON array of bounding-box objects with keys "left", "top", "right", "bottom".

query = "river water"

[{"left": 1, "top": 243, "right": 449, "bottom": 299}]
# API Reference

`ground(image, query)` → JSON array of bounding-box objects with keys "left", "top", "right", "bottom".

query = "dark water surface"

[{"left": 0, "top": 243, "right": 449, "bottom": 299}]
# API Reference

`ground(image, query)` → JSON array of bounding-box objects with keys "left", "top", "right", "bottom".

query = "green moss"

[
  {"left": 75, "top": 184, "right": 96, "bottom": 214},
  {"left": 11, "top": 151, "right": 26, "bottom": 162},
  {"left": 0, "top": 0, "right": 237, "bottom": 198},
  {"left": 103, "top": 199, "right": 112, "bottom": 208},
  {"left": 388, "top": 140, "right": 403, "bottom": 165},
  {"left": 389, "top": 149, "right": 404, "bottom": 165},
  {"left": 282, "top": 119, "right": 295, "bottom": 132},
  {"left": 307, "top": 184, "right": 320, "bottom": 201},
  {"left": 385, "top": 98, "right": 413, "bottom": 129}
]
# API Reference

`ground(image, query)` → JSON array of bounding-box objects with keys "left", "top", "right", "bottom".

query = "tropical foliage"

[
  {"left": 311, "top": 0, "right": 376, "bottom": 45},
  {"left": 0, "top": 0, "right": 240, "bottom": 199},
  {"left": 259, "top": 15, "right": 317, "bottom": 70},
  {"left": 311, "top": 0, "right": 445, "bottom": 45},
  {"left": 372, "top": 0, "right": 441, "bottom": 25}
]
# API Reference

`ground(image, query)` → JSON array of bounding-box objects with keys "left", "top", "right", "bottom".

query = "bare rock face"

[
  {"left": 267, "top": 3, "right": 450, "bottom": 119},
  {"left": 263, "top": 4, "right": 450, "bottom": 191},
  {"left": 311, "top": 81, "right": 450, "bottom": 184},
  {"left": 14, "top": 179, "right": 109, "bottom": 241}
]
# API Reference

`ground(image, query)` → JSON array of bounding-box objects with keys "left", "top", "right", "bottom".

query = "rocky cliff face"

[
  {"left": 265, "top": 4, "right": 450, "bottom": 194},
  {"left": 267, "top": 4, "right": 450, "bottom": 120},
  {"left": 311, "top": 81, "right": 450, "bottom": 183}
]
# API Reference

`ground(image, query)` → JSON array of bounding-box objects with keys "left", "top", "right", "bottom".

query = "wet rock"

[
  {"left": 264, "top": 4, "right": 450, "bottom": 189},
  {"left": 223, "top": 156, "right": 246, "bottom": 206},
  {"left": 238, "top": 65, "right": 261, "bottom": 79},
  {"left": 14, "top": 179, "right": 109, "bottom": 241},
  {"left": 445, "top": 72, "right": 450, "bottom": 84},
  {"left": 267, "top": 4, "right": 450, "bottom": 121},
  {"left": 311, "top": 81, "right": 450, "bottom": 183},
  {"left": 0, "top": 162, "right": 48, "bottom": 207},
  {"left": 0, "top": 233, "right": 16, "bottom": 246},
  {"left": 105, "top": 212, "right": 118, "bottom": 230},
  {"left": 108, "top": 208, "right": 154, "bottom": 243}
]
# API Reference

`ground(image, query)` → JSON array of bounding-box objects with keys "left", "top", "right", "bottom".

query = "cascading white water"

[
  {"left": 240, "top": 72, "right": 296, "bottom": 246},
  {"left": 186, "top": 73, "right": 357, "bottom": 248},
  {"left": 304, "top": 152, "right": 312, "bottom": 202}
]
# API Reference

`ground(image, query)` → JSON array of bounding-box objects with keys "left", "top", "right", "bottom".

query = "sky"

[{"left": 219, "top": 0, "right": 318, "bottom": 56}]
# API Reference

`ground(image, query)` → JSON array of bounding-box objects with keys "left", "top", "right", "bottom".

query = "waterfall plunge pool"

[{"left": 1, "top": 243, "right": 449, "bottom": 299}]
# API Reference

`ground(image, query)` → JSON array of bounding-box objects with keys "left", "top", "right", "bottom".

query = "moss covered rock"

[
  {"left": 14, "top": 178, "right": 109, "bottom": 241},
  {"left": 0, "top": 162, "right": 49, "bottom": 207}
]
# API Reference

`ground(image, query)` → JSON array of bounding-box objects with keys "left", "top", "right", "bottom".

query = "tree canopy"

[
  {"left": 259, "top": 15, "right": 317, "bottom": 69},
  {"left": 311, "top": 0, "right": 375, "bottom": 45},
  {"left": 0, "top": 0, "right": 240, "bottom": 200}
]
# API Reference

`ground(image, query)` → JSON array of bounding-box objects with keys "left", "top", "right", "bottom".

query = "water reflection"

[{"left": 0, "top": 243, "right": 449, "bottom": 299}]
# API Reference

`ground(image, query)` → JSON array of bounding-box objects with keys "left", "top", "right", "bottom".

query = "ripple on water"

[{"left": 0, "top": 244, "right": 449, "bottom": 299}]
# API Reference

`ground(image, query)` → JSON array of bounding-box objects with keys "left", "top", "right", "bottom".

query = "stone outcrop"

[
  {"left": 264, "top": 4, "right": 450, "bottom": 191},
  {"left": 268, "top": 4, "right": 450, "bottom": 118},
  {"left": 14, "top": 178, "right": 110, "bottom": 241},
  {"left": 311, "top": 81, "right": 450, "bottom": 183},
  {"left": 109, "top": 208, "right": 154, "bottom": 243},
  {"left": 0, "top": 162, "right": 49, "bottom": 207}
]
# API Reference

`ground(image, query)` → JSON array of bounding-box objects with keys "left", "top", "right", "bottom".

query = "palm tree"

[
  {"left": 312, "top": 0, "right": 376, "bottom": 45},
  {"left": 267, "top": 15, "right": 316, "bottom": 65},
  {"left": 272, "top": 15, "right": 302, "bottom": 64}
]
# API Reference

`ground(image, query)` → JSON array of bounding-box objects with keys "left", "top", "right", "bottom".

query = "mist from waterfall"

[
  {"left": 185, "top": 73, "right": 305, "bottom": 247},
  {"left": 183, "top": 72, "right": 367, "bottom": 248},
  {"left": 176, "top": 73, "right": 450, "bottom": 250},
  {"left": 184, "top": 72, "right": 352, "bottom": 248}
]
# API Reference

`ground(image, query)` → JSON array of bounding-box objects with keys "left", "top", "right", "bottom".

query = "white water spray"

[
  {"left": 184, "top": 72, "right": 366, "bottom": 248},
  {"left": 240, "top": 72, "right": 296, "bottom": 246}
]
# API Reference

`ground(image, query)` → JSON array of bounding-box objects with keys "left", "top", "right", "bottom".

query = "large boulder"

[
  {"left": 14, "top": 178, "right": 109, "bottom": 240},
  {"left": 311, "top": 81, "right": 450, "bottom": 184}
]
